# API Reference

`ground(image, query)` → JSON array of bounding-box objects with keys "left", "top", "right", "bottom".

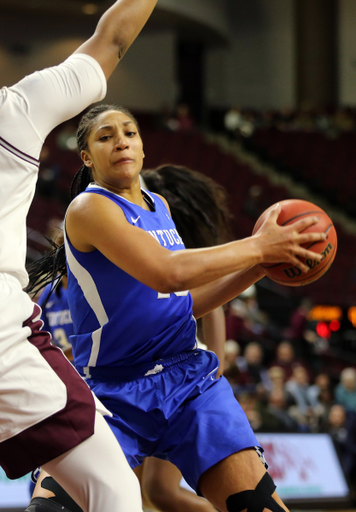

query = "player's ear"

[{"left": 81, "top": 150, "right": 93, "bottom": 168}]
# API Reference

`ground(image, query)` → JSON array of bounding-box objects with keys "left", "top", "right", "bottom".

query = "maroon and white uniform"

[{"left": 0, "top": 55, "right": 106, "bottom": 476}]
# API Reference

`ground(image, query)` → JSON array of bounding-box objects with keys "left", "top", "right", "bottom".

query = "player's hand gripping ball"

[{"left": 252, "top": 199, "right": 337, "bottom": 286}]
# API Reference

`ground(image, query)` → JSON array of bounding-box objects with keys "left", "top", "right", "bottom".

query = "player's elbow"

[{"left": 153, "top": 266, "right": 187, "bottom": 294}]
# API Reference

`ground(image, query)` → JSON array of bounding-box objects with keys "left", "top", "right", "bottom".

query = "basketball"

[{"left": 252, "top": 199, "right": 337, "bottom": 286}]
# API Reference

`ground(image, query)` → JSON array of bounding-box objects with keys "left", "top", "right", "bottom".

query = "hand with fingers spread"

[{"left": 253, "top": 203, "right": 327, "bottom": 273}]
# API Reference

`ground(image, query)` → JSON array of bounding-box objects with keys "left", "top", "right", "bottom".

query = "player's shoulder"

[{"left": 149, "top": 192, "right": 171, "bottom": 216}]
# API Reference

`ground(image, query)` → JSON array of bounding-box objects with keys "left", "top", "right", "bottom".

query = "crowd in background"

[
  {"left": 222, "top": 284, "right": 356, "bottom": 496},
  {"left": 222, "top": 105, "right": 356, "bottom": 140}
]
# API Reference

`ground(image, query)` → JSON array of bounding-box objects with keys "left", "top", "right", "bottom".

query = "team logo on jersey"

[{"left": 144, "top": 364, "right": 164, "bottom": 376}]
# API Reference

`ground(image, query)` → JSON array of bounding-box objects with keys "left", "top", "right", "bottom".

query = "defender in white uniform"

[{"left": 0, "top": 1, "right": 157, "bottom": 512}]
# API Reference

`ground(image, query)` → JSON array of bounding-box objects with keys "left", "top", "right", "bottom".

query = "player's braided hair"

[
  {"left": 142, "top": 165, "right": 232, "bottom": 248},
  {"left": 26, "top": 104, "right": 139, "bottom": 297}
]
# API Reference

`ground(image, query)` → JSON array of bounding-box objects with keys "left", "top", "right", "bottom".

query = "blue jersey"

[
  {"left": 65, "top": 185, "right": 197, "bottom": 374},
  {"left": 37, "top": 282, "right": 73, "bottom": 352}
]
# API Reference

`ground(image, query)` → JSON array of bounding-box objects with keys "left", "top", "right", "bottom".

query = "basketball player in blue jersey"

[
  {"left": 27, "top": 104, "right": 327, "bottom": 512},
  {"left": 28, "top": 166, "right": 227, "bottom": 512},
  {"left": 0, "top": 1, "right": 157, "bottom": 511},
  {"left": 36, "top": 233, "right": 74, "bottom": 361},
  {"left": 37, "top": 280, "right": 73, "bottom": 358}
]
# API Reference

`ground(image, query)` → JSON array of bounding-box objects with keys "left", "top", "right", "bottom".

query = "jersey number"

[{"left": 157, "top": 291, "right": 189, "bottom": 299}]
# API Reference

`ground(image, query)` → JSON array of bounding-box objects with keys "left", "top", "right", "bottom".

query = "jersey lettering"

[
  {"left": 157, "top": 290, "right": 190, "bottom": 299},
  {"left": 148, "top": 229, "right": 184, "bottom": 248},
  {"left": 47, "top": 309, "right": 72, "bottom": 327}
]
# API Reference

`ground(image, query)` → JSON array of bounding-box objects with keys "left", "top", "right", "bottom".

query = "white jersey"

[{"left": 0, "top": 53, "right": 106, "bottom": 288}]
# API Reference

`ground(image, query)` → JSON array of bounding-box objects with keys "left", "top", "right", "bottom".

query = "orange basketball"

[{"left": 252, "top": 199, "right": 337, "bottom": 286}]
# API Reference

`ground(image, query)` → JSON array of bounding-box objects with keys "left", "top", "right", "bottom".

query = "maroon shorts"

[{"left": 0, "top": 304, "right": 96, "bottom": 479}]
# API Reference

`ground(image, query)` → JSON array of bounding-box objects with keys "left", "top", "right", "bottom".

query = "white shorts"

[{"left": 0, "top": 273, "right": 96, "bottom": 479}]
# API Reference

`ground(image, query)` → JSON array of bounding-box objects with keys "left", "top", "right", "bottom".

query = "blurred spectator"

[
  {"left": 284, "top": 297, "right": 316, "bottom": 362},
  {"left": 238, "top": 390, "right": 294, "bottom": 433},
  {"left": 308, "top": 373, "right": 333, "bottom": 408},
  {"left": 167, "top": 103, "right": 195, "bottom": 132},
  {"left": 225, "top": 285, "right": 270, "bottom": 349},
  {"left": 237, "top": 341, "right": 271, "bottom": 392},
  {"left": 56, "top": 120, "right": 78, "bottom": 151},
  {"left": 223, "top": 339, "right": 241, "bottom": 388},
  {"left": 322, "top": 405, "right": 356, "bottom": 500},
  {"left": 269, "top": 341, "right": 308, "bottom": 382},
  {"left": 268, "top": 366, "right": 286, "bottom": 393},
  {"left": 224, "top": 106, "right": 242, "bottom": 140},
  {"left": 285, "top": 365, "right": 319, "bottom": 431},
  {"left": 238, "top": 392, "right": 263, "bottom": 432},
  {"left": 266, "top": 388, "right": 299, "bottom": 432},
  {"left": 323, "top": 405, "right": 356, "bottom": 495},
  {"left": 285, "top": 365, "right": 314, "bottom": 414},
  {"left": 307, "top": 373, "right": 334, "bottom": 430},
  {"left": 335, "top": 368, "right": 356, "bottom": 412}
]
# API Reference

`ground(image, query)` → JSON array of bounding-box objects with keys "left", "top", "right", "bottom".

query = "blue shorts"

[{"left": 86, "top": 349, "right": 261, "bottom": 492}]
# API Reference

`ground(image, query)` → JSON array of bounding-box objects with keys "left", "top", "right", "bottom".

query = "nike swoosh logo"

[{"left": 131, "top": 216, "right": 140, "bottom": 224}]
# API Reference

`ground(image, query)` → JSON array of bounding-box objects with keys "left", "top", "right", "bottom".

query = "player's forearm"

[
  {"left": 191, "top": 265, "right": 265, "bottom": 319},
  {"left": 162, "top": 238, "right": 262, "bottom": 294}
]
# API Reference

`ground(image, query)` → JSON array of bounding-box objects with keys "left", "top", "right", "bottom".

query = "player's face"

[{"left": 81, "top": 110, "right": 144, "bottom": 190}]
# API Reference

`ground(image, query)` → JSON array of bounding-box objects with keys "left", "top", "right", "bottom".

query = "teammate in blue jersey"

[
  {"left": 37, "top": 280, "right": 73, "bottom": 359},
  {"left": 27, "top": 104, "right": 327, "bottom": 512}
]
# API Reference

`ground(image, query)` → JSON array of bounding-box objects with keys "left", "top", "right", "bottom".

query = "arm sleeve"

[{"left": 7, "top": 54, "right": 107, "bottom": 156}]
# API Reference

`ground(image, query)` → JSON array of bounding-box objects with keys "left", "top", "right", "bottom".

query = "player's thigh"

[
  {"left": 198, "top": 448, "right": 289, "bottom": 512},
  {"left": 143, "top": 457, "right": 182, "bottom": 494}
]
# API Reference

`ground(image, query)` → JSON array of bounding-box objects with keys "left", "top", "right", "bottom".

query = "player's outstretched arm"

[{"left": 75, "top": 0, "right": 158, "bottom": 79}]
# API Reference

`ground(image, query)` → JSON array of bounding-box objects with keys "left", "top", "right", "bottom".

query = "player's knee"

[
  {"left": 226, "top": 473, "right": 286, "bottom": 512},
  {"left": 39, "top": 477, "right": 82, "bottom": 512},
  {"left": 25, "top": 497, "right": 75, "bottom": 512}
]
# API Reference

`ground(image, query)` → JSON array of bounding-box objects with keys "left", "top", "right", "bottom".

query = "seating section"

[{"left": 249, "top": 128, "right": 356, "bottom": 216}]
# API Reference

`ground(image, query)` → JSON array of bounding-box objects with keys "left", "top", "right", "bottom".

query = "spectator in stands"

[
  {"left": 224, "top": 106, "right": 243, "bottom": 140},
  {"left": 284, "top": 297, "right": 315, "bottom": 361},
  {"left": 285, "top": 365, "right": 314, "bottom": 414},
  {"left": 285, "top": 364, "right": 319, "bottom": 432},
  {"left": 308, "top": 373, "right": 333, "bottom": 407},
  {"left": 225, "top": 285, "right": 270, "bottom": 349},
  {"left": 268, "top": 366, "right": 286, "bottom": 393},
  {"left": 269, "top": 341, "right": 307, "bottom": 381},
  {"left": 237, "top": 341, "right": 271, "bottom": 392},
  {"left": 322, "top": 405, "right": 356, "bottom": 493},
  {"left": 167, "top": 103, "right": 195, "bottom": 132},
  {"left": 307, "top": 373, "right": 334, "bottom": 431},
  {"left": 56, "top": 120, "right": 78, "bottom": 152},
  {"left": 266, "top": 388, "right": 299, "bottom": 432},
  {"left": 324, "top": 404, "right": 349, "bottom": 467},
  {"left": 335, "top": 368, "right": 356, "bottom": 412},
  {"left": 223, "top": 339, "right": 241, "bottom": 389}
]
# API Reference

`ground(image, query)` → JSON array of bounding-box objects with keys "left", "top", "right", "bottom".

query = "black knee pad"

[
  {"left": 39, "top": 477, "right": 83, "bottom": 512},
  {"left": 226, "top": 472, "right": 285, "bottom": 512},
  {"left": 25, "top": 496, "right": 74, "bottom": 512}
]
